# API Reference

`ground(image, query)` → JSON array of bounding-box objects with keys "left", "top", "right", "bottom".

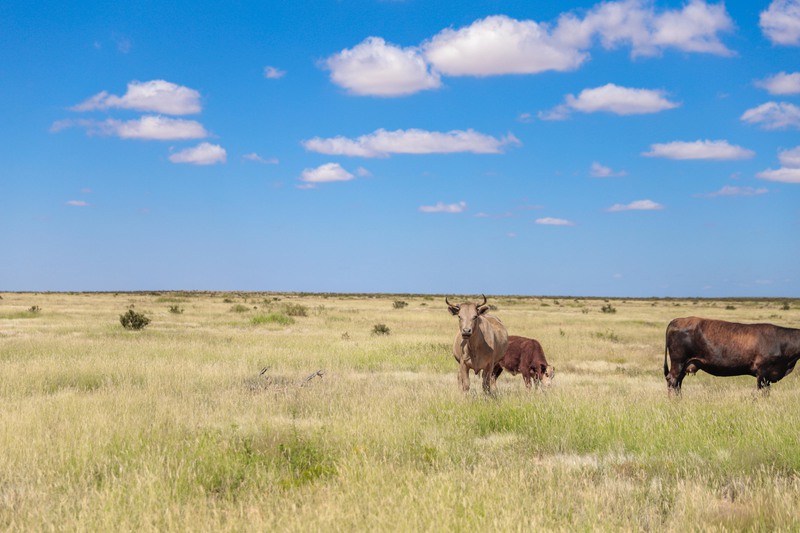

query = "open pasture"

[{"left": 1, "top": 292, "right": 800, "bottom": 531}]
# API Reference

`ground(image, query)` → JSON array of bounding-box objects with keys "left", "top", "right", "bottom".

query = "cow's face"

[{"left": 448, "top": 302, "right": 488, "bottom": 339}]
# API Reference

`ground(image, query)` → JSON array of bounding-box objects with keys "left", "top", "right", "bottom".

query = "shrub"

[
  {"left": 168, "top": 305, "right": 184, "bottom": 314},
  {"left": 782, "top": 301, "right": 791, "bottom": 311},
  {"left": 372, "top": 323, "right": 390, "bottom": 335},
  {"left": 393, "top": 300, "right": 408, "bottom": 309},
  {"left": 120, "top": 309, "right": 150, "bottom": 330},
  {"left": 251, "top": 313, "right": 294, "bottom": 326},
  {"left": 725, "top": 305, "right": 736, "bottom": 310},
  {"left": 230, "top": 304, "right": 250, "bottom": 313},
  {"left": 282, "top": 303, "right": 308, "bottom": 317},
  {"left": 600, "top": 304, "right": 617, "bottom": 314},
  {"left": 28, "top": 305, "right": 41, "bottom": 314}
]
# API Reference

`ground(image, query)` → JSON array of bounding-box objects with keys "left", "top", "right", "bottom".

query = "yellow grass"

[{"left": 1, "top": 292, "right": 799, "bottom": 531}]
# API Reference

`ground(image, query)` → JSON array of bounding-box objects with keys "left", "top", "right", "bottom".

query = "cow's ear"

[
  {"left": 448, "top": 305, "right": 459, "bottom": 316},
  {"left": 478, "top": 306, "right": 489, "bottom": 315}
]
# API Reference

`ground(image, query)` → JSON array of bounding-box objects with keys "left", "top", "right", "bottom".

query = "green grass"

[{"left": 0, "top": 292, "right": 799, "bottom": 531}]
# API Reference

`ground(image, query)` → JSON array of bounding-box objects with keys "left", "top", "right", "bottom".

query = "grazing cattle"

[
  {"left": 664, "top": 317, "right": 800, "bottom": 395},
  {"left": 492, "top": 335, "right": 554, "bottom": 389},
  {"left": 447, "top": 295, "right": 508, "bottom": 393}
]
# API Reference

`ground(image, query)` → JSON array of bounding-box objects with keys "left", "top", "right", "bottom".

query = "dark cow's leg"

[{"left": 492, "top": 364, "right": 504, "bottom": 383}]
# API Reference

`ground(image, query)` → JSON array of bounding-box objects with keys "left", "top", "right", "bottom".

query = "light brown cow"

[{"left": 447, "top": 295, "right": 509, "bottom": 394}]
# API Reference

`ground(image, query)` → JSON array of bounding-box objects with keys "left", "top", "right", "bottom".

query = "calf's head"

[{"left": 446, "top": 295, "right": 489, "bottom": 339}]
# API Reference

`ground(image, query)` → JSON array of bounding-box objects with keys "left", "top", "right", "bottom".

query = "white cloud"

[
  {"left": 757, "top": 145, "right": 800, "bottom": 183},
  {"left": 642, "top": 140, "right": 755, "bottom": 160},
  {"left": 72, "top": 80, "right": 202, "bottom": 115},
  {"left": 756, "top": 72, "right": 800, "bottom": 95},
  {"left": 760, "top": 0, "right": 800, "bottom": 45},
  {"left": 325, "top": 37, "right": 441, "bottom": 96},
  {"left": 418, "top": 201, "right": 467, "bottom": 213},
  {"left": 423, "top": 15, "right": 588, "bottom": 77},
  {"left": 300, "top": 163, "right": 355, "bottom": 184},
  {"left": 757, "top": 168, "right": 800, "bottom": 183},
  {"left": 741, "top": 102, "right": 800, "bottom": 130},
  {"left": 590, "top": 162, "right": 627, "bottom": 177},
  {"left": 535, "top": 217, "right": 576, "bottom": 226},
  {"left": 575, "top": 0, "right": 735, "bottom": 57},
  {"left": 779, "top": 145, "right": 800, "bottom": 167},
  {"left": 51, "top": 116, "right": 208, "bottom": 140},
  {"left": 606, "top": 199, "right": 664, "bottom": 212},
  {"left": 243, "top": 153, "right": 279, "bottom": 164},
  {"left": 302, "top": 128, "right": 520, "bottom": 158},
  {"left": 65, "top": 200, "right": 89, "bottom": 207},
  {"left": 169, "top": 143, "right": 227, "bottom": 165},
  {"left": 356, "top": 166, "right": 372, "bottom": 177},
  {"left": 264, "top": 66, "right": 286, "bottom": 79},
  {"left": 700, "top": 185, "right": 769, "bottom": 197},
  {"left": 547, "top": 84, "right": 679, "bottom": 118}
]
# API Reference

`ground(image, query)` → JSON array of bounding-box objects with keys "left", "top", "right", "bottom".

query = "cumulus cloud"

[
  {"left": 760, "top": 0, "right": 800, "bottom": 46},
  {"left": 323, "top": 1, "right": 734, "bottom": 96},
  {"left": 243, "top": 153, "right": 279, "bottom": 164},
  {"left": 264, "top": 66, "right": 286, "bottom": 79},
  {"left": 590, "top": 162, "right": 627, "bottom": 177},
  {"left": 300, "top": 163, "right": 355, "bottom": 184},
  {"left": 642, "top": 140, "right": 755, "bottom": 160},
  {"left": 418, "top": 201, "right": 467, "bottom": 213},
  {"left": 423, "top": 15, "right": 588, "bottom": 77},
  {"left": 71, "top": 80, "right": 202, "bottom": 115},
  {"left": 169, "top": 143, "right": 227, "bottom": 165},
  {"left": 302, "top": 128, "right": 520, "bottom": 158},
  {"left": 325, "top": 37, "right": 441, "bottom": 96},
  {"left": 699, "top": 185, "right": 769, "bottom": 197},
  {"left": 606, "top": 199, "right": 664, "bottom": 211},
  {"left": 741, "top": 102, "right": 800, "bottom": 129},
  {"left": 757, "top": 145, "right": 800, "bottom": 183},
  {"left": 543, "top": 84, "right": 679, "bottom": 119},
  {"left": 51, "top": 116, "right": 208, "bottom": 140},
  {"left": 756, "top": 72, "right": 800, "bottom": 95},
  {"left": 535, "top": 217, "right": 576, "bottom": 226}
]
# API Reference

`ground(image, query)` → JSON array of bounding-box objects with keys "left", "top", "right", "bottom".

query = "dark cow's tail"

[{"left": 664, "top": 342, "right": 669, "bottom": 377}]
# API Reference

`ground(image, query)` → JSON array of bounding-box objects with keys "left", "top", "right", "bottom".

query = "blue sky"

[{"left": 2, "top": 0, "right": 799, "bottom": 297}]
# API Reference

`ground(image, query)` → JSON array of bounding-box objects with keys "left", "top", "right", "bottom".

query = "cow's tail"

[{"left": 663, "top": 325, "right": 671, "bottom": 377}]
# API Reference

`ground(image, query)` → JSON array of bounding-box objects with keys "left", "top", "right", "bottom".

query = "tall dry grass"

[{"left": 1, "top": 292, "right": 799, "bottom": 531}]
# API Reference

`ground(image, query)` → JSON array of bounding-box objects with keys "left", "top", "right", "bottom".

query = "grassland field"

[{"left": 1, "top": 291, "right": 800, "bottom": 532}]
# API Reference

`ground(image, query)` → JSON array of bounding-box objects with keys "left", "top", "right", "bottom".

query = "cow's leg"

[
  {"left": 757, "top": 375, "right": 771, "bottom": 396},
  {"left": 481, "top": 368, "right": 494, "bottom": 394},
  {"left": 521, "top": 366, "right": 532, "bottom": 390},
  {"left": 492, "top": 364, "right": 503, "bottom": 382},
  {"left": 458, "top": 363, "right": 470, "bottom": 392}
]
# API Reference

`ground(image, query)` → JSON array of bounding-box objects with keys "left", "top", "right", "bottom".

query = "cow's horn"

[
  {"left": 479, "top": 294, "right": 487, "bottom": 308},
  {"left": 445, "top": 296, "right": 455, "bottom": 308}
]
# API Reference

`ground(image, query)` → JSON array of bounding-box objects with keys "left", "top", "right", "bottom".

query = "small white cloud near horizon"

[
  {"left": 757, "top": 145, "right": 800, "bottom": 183},
  {"left": 65, "top": 200, "right": 89, "bottom": 207},
  {"left": 590, "top": 162, "right": 627, "bottom": 177},
  {"left": 642, "top": 140, "right": 755, "bottom": 160},
  {"left": 51, "top": 115, "right": 208, "bottom": 141},
  {"left": 536, "top": 217, "right": 576, "bottom": 226},
  {"left": 756, "top": 72, "right": 800, "bottom": 95},
  {"left": 606, "top": 199, "right": 664, "bottom": 212},
  {"left": 325, "top": 37, "right": 441, "bottom": 97},
  {"left": 418, "top": 201, "right": 467, "bottom": 213},
  {"left": 303, "top": 128, "right": 520, "bottom": 157},
  {"left": 169, "top": 143, "right": 227, "bottom": 165},
  {"left": 264, "top": 66, "right": 286, "bottom": 79},
  {"left": 243, "top": 153, "right": 279, "bottom": 164},
  {"left": 699, "top": 185, "right": 769, "bottom": 197},
  {"left": 741, "top": 102, "right": 800, "bottom": 130},
  {"left": 760, "top": 0, "right": 800, "bottom": 46},
  {"left": 300, "top": 162, "right": 355, "bottom": 184},
  {"left": 71, "top": 80, "right": 202, "bottom": 115},
  {"left": 543, "top": 84, "right": 680, "bottom": 119}
]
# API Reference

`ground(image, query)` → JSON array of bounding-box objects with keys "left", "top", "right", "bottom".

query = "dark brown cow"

[
  {"left": 492, "top": 335, "right": 554, "bottom": 389},
  {"left": 664, "top": 317, "right": 800, "bottom": 394}
]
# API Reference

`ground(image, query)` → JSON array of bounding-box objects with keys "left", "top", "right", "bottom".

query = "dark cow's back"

[{"left": 493, "top": 335, "right": 553, "bottom": 388}]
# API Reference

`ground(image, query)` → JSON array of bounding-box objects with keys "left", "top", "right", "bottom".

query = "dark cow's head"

[{"left": 446, "top": 295, "right": 489, "bottom": 339}]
